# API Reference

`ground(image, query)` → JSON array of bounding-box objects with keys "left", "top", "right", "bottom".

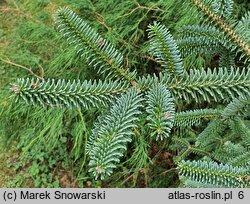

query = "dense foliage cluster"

[{"left": 1, "top": 0, "right": 249, "bottom": 187}]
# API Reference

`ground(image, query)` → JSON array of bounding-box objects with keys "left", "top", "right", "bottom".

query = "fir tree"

[{"left": 4, "top": 0, "right": 250, "bottom": 187}]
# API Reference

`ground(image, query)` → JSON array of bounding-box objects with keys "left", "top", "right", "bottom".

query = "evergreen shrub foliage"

[{"left": 3, "top": 0, "right": 250, "bottom": 187}]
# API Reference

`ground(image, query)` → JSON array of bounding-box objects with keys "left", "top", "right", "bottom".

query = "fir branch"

[
  {"left": 178, "top": 22, "right": 249, "bottom": 63},
  {"left": 195, "top": 119, "right": 226, "bottom": 150},
  {"left": 145, "top": 83, "right": 175, "bottom": 140},
  {"left": 189, "top": 0, "right": 250, "bottom": 58},
  {"left": 178, "top": 160, "right": 249, "bottom": 187},
  {"left": 235, "top": 11, "right": 250, "bottom": 48},
  {"left": 179, "top": 25, "right": 223, "bottom": 39},
  {"left": 54, "top": 7, "right": 136, "bottom": 82},
  {"left": 12, "top": 78, "right": 129, "bottom": 109},
  {"left": 87, "top": 89, "right": 143, "bottom": 179},
  {"left": 174, "top": 108, "right": 220, "bottom": 127},
  {"left": 177, "top": 36, "right": 220, "bottom": 57},
  {"left": 138, "top": 67, "right": 250, "bottom": 103},
  {"left": 213, "top": 141, "right": 246, "bottom": 164},
  {"left": 177, "top": 25, "right": 234, "bottom": 58},
  {"left": 148, "top": 22, "right": 184, "bottom": 77},
  {"left": 15, "top": 66, "right": 249, "bottom": 109},
  {"left": 222, "top": 95, "right": 250, "bottom": 119},
  {"left": 211, "top": 0, "right": 233, "bottom": 21}
]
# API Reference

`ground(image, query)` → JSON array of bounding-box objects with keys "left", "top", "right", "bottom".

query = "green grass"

[
  {"left": 0, "top": 0, "right": 74, "bottom": 187},
  {"left": 0, "top": 149, "right": 11, "bottom": 187}
]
